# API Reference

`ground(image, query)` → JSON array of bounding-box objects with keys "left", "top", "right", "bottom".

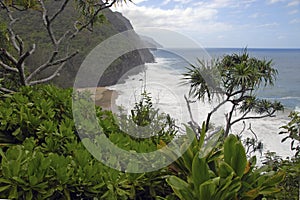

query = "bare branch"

[
  {"left": 16, "top": 44, "right": 36, "bottom": 85},
  {"left": 49, "top": 0, "right": 69, "bottom": 22},
  {"left": 38, "top": 0, "right": 57, "bottom": 45},
  {"left": 15, "top": 35, "right": 24, "bottom": 55},
  {"left": 69, "top": 0, "right": 117, "bottom": 39},
  {"left": 29, "top": 62, "right": 66, "bottom": 85},
  {"left": 7, "top": 19, "right": 21, "bottom": 53},
  {"left": 205, "top": 97, "right": 228, "bottom": 131},
  {"left": 57, "top": 30, "right": 71, "bottom": 45},
  {"left": 0, "top": 87, "right": 15, "bottom": 93},
  {"left": 230, "top": 110, "right": 276, "bottom": 127},
  {"left": 184, "top": 95, "right": 201, "bottom": 138},
  {"left": 0, "top": 60, "right": 18, "bottom": 72},
  {"left": 248, "top": 123, "right": 258, "bottom": 141},
  {"left": 0, "top": 49, "right": 18, "bottom": 65},
  {"left": 26, "top": 50, "right": 78, "bottom": 83}
]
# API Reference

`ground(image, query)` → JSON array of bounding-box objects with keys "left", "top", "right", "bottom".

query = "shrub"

[
  {"left": 0, "top": 85, "right": 175, "bottom": 199},
  {"left": 166, "top": 129, "right": 285, "bottom": 200}
]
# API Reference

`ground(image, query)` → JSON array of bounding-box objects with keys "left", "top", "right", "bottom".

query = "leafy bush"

[
  {"left": 0, "top": 85, "right": 174, "bottom": 199},
  {"left": 280, "top": 111, "right": 300, "bottom": 157},
  {"left": 262, "top": 152, "right": 300, "bottom": 200},
  {"left": 0, "top": 85, "right": 288, "bottom": 199},
  {"left": 166, "top": 129, "right": 285, "bottom": 200}
]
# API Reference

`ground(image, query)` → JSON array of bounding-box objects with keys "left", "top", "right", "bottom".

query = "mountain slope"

[{"left": 1, "top": 2, "right": 154, "bottom": 87}]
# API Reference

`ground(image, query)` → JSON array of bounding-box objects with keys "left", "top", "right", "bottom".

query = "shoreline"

[{"left": 76, "top": 87, "right": 118, "bottom": 110}]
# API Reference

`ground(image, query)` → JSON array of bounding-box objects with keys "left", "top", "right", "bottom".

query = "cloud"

[
  {"left": 256, "top": 22, "right": 279, "bottom": 28},
  {"left": 249, "top": 12, "right": 260, "bottom": 18},
  {"left": 112, "top": 3, "right": 232, "bottom": 33},
  {"left": 277, "top": 35, "right": 286, "bottom": 39},
  {"left": 162, "top": 0, "right": 193, "bottom": 5},
  {"left": 193, "top": 0, "right": 256, "bottom": 9},
  {"left": 288, "top": 9, "right": 299, "bottom": 14},
  {"left": 267, "top": 0, "right": 286, "bottom": 4},
  {"left": 287, "top": 0, "right": 300, "bottom": 6},
  {"left": 132, "top": 0, "right": 148, "bottom": 4},
  {"left": 289, "top": 18, "right": 300, "bottom": 23}
]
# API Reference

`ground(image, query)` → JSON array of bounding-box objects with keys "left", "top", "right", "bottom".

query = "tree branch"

[
  {"left": 16, "top": 44, "right": 36, "bottom": 85},
  {"left": 0, "top": 60, "right": 18, "bottom": 73},
  {"left": 184, "top": 95, "right": 201, "bottom": 139},
  {"left": 29, "top": 62, "right": 66, "bottom": 85},
  {"left": 49, "top": 0, "right": 69, "bottom": 22},
  {"left": 0, "top": 49, "right": 18, "bottom": 65},
  {"left": 69, "top": 0, "right": 117, "bottom": 39},
  {"left": 0, "top": 87, "right": 15, "bottom": 93},
  {"left": 230, "top": 111, "right": 276, "bottom": 126},
  {"left": 26, "top": 51, "right": 78, "bottom": 83},
  {"left": 38, "top": 0, "right": 57, "bottom": 45},
  {"left": 205, "top": 97, "right": 228, "bottom": 131}
]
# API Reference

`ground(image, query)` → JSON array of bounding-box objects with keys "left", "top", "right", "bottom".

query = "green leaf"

[
  {"left": 0, "top": 177, "right": 12, "bottom": 184},
  {"left": 232, "top": 141, "right": 247, "bottom": 177},
  {"left": 259, "top": 187, "right": 281, "bottom": 195},
  {"left": 224, "top": 134, "right": 237, "bottom": 165},
  {"left": 224, "top": 135, "right": 247, "bottom": 177},
  {"left": 8, "top": 185, "right": 18, "bottom": 199},
  {"left": 192, "top": 154, "right": 210, "bottom": 190},
  {"left": 261, "top": 171, "right": 285, "bottom": 187},
  {"left": 167, "top": 176, "right": 192, "bottom": 199},
  {"left": 0, "top": 184, "right": 10, "bottom": 192},
  {"left": 218, "top": 161, "right": 234, "bottom": 178},
  {"left": 199, "top": 179, "right": 218, "bottom": 199}
]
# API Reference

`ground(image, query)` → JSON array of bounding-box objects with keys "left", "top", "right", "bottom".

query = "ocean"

[{"left": 109, "top": 48, "right": 300, "bottom": 160}]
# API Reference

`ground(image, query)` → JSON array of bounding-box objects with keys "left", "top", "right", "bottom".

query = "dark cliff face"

[
  {"left": 56, "top": 8, "right": 154, "bottom": 87},
  {"left": 96, "top": 10, "right": 155, "bottom": 86}
]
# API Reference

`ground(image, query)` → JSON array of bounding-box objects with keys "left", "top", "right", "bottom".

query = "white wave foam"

[{"left": 109, "top": 56, "right": 294, "bottom": 159}]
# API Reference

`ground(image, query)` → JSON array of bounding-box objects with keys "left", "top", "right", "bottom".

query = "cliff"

[
  {"left": 97, "top": 10, "right": 155, "bottom": 86},
  {"left": 2, "top": 2, "right": 154, "bottom": 88}
]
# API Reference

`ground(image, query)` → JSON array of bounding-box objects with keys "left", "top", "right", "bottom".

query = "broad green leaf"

[
  {"left": 224, "top": 135, "right": 247, "bottom": 177},
  {"left": 218, "top": 161, "right": 234, "bottom": 178},
  {"left": 232, "top": 141, "right": 247, "bottom": 177},
  {"left": 224, "top": 134, "right": 237, "bottom": 165},
  {"left": 167, "top": 176, "right": 192, "bottom": 199},
  {"left": 0, "top": 177, "right": 12, "bottom": 184},
  {"left": 199, "top": 179, "right": 217, "bottom": 200},
  {"left": 0, "top": 184, "right": 10, "bottom": 192},
  {"left": 192, "top": 154, "right": 209, "bottom": 191}
]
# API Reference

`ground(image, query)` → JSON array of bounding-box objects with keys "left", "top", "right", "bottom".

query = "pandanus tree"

[
  {"left": 184, "top": 50, "right": 284, "bottom": 137},
  {"left": 0, "top": 0, "right": 131, "bottom": 93}
]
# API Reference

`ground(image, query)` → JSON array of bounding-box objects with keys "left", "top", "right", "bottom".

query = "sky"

[{"left": 112, "top": 0, "right": 300, "bottom": 48}]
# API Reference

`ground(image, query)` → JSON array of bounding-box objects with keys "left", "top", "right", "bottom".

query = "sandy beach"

[{"left": 77, "top": 87, "right": 118, "bottom": 110}]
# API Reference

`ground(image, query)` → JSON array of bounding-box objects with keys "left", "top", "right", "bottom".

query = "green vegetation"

[
  {"left": 0, "top": 84, "right": 298, "bottom": 199},
  {"left": 184, "top": 50, "right": 284, "bottom": 136},
  {"left": 0, "top": 2, "right": 298, "bottom": 197},
  {"left": 0, "top": 85, "right": 174, "bottom": 199}
]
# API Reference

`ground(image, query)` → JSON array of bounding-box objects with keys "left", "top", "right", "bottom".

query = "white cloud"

[
  {"left": 249, "top": 12, "right": 260, "bottom": 18},
  {"left": 267, "top": 0, "right": 286, "bottom": 4},
  {"left": 289, "top": 9, "right": 299, "bottom": 14},
  {"left": 112, "top": 3, "right": 232, "bottom": 33},
  {"left": 277, "top": 35, "right": 286, "bottom": 39},
  {"left": 257, "top": 22, "right": 279, "bottom": 28},
  {"left": 287, "top": 0, "right": 300, "bottom": 6},
  {"left": 132, "top": 0, "right": 148, "bottom": 4},
  {"left": 162, "top": 0, "right": 193, "bottom": 5},
  {"left": 289, "top": 18, "right": 300, "bottom": 23}
]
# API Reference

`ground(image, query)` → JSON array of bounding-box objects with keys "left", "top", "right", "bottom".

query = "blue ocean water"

[{"left": 151, "top": 48, "right": 300, "bottom": 111}]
